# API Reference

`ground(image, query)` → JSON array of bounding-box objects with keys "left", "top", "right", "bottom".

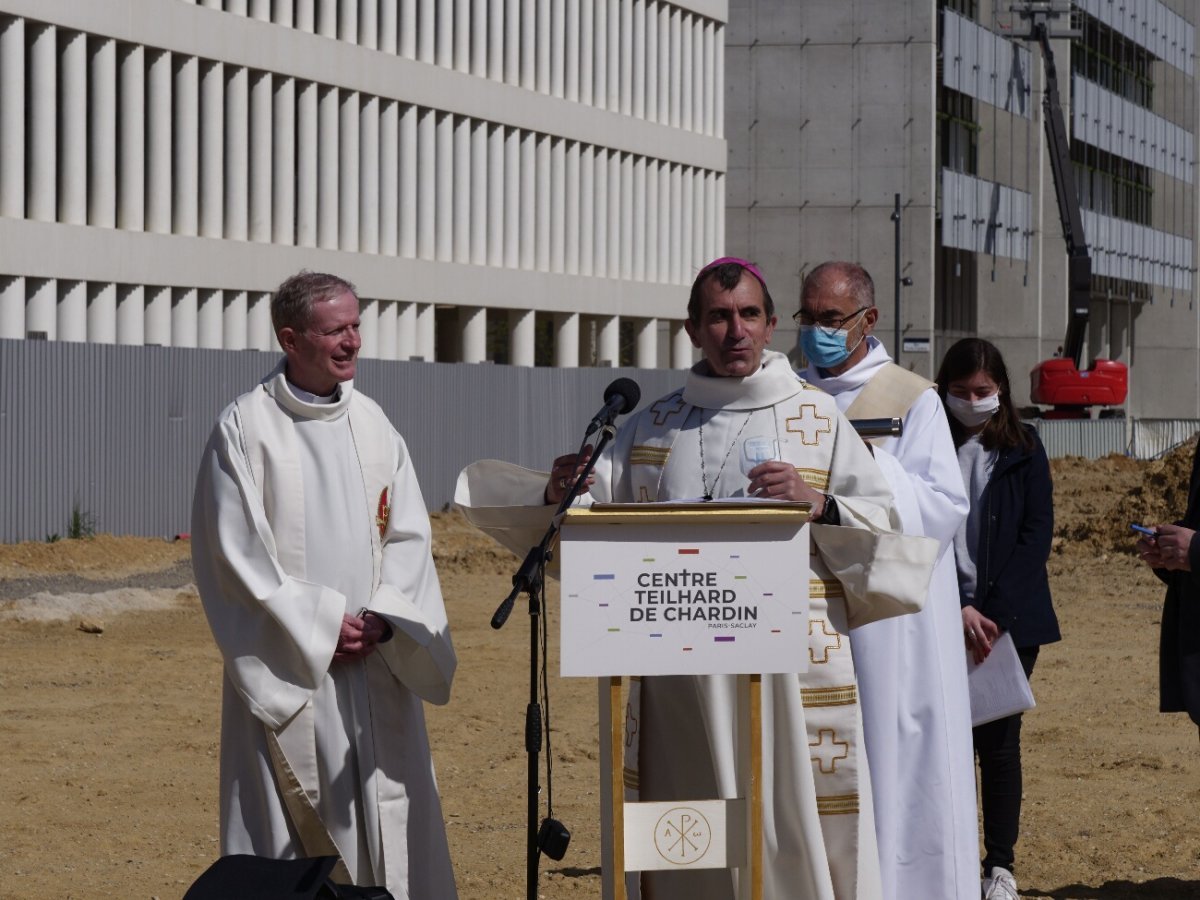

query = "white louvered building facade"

[{"left": 0, "top": 0, "right": 727, "bottom": 368}]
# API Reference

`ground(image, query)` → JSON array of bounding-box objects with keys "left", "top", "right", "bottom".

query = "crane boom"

[
  {"left": 1013, "top": 1, "right": 1127, "bottom": 412},
  {"left": 1031, "top": 19, "right": 1092, "bottom": 369}
]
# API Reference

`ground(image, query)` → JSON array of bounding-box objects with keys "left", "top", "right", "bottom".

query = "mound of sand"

[
  {"left": 0, "top": 532, "right": 192, "bottom": 581},
  {"left": 1052, "top": 438, "right": 1196, "bottom": 558}
]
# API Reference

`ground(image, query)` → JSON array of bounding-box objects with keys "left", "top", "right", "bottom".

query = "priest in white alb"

[
  {"left": 796, "top": 261, "right": 979, "bottom": 899},
  {"left": 191, "top": 271, "right": 458, "bottom": 899},
  {"left": 456, "top": 258, "right": 938, "bottom": 899}
]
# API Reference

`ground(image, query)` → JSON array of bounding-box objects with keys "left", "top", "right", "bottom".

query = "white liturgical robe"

[
  {"left": 456, "top": 351, "right": 938, "bottom": 900},
  {"left": 801, "top": 337, "right": 980, "bottom": 899},
  {"left": 192, "top": 363, "right": 458, "bottom": 899}
]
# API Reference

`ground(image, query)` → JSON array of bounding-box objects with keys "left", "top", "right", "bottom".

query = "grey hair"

[
  {"left": 271, "top": 271, "right": 357, "bottom": 333},
  {"left": 800, "top": 261, "right": 875, "bottom": 309}
]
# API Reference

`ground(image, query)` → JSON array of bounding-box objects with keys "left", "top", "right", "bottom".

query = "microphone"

[{"left": 585, "top": 378, "right": 641, "bottom": 435}]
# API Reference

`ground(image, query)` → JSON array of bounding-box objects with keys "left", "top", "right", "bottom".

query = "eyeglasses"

[{"left": 792, "top": 306, "right": 870, "bottom": 336}]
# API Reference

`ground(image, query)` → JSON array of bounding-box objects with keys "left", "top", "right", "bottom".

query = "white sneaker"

[{"left": 982, "top": 867, "right": 1018, "bottom": 900}]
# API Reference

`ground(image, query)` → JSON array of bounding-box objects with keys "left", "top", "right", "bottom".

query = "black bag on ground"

[{"left": 183, "top": 855, "right": 395, "bottom": 900}]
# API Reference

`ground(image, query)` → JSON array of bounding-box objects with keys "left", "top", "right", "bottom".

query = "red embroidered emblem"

[{"left": 376, "top": 488, "right": 391, "bottom": 539}]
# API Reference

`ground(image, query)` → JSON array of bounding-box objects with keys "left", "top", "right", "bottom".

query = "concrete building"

[
  {"left": 0, "top": 0, "right": 727, "bottom": 368},
  {"left": 726, "top": 0, "right": 1198, "bottom": 415}
]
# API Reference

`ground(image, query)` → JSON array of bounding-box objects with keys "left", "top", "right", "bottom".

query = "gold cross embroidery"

[
  {"left": 785, "top": 403, "right": 832, "bottom": 446},
  {"left": 649, "top": 393, "right": 687, "bottom": 425},
  {"left": 809, "top": 728, "right": 850, "bottom": 775},
  {"left": 809, "top": 618, "right": 842, "bottom": 664}
]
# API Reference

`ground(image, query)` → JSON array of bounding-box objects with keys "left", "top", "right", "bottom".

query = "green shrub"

[{"left": 67, "top": 500, "right": 96, "bottom": 540}]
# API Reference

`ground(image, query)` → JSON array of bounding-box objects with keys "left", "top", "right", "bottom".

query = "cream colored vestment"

[
  {"left": 801, "top": 337, "right": 980, "bottom": 899},
  {"left": 192, "top": 364, "right": 458, "bottom": 899},
  {"left": 457, "top": 352, "right": 936, "bottom": 900}
]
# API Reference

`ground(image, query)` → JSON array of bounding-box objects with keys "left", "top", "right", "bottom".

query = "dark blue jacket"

[
  {"left": 964, "top": 426, "right": 1061, "bottom": 649},
  {"left": 1156, "top": 441, "right": 1200, "bottom": 724}
]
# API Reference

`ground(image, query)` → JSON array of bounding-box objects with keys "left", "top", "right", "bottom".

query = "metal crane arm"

[{"left": 1032, "top": 20, "right": 1092, "bottom": 368}]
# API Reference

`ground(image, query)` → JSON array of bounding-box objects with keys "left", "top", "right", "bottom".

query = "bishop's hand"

[
  {"left": 545, "top": 446, "right": 596, "bottom": 505},
  {"left": 746, "top": 460, "right": 824, "bottom": 509}
]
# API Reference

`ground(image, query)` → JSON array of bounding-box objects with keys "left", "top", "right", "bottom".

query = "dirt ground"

[{"left": 2, "top": 447, "right": 1200, "bottom": 899}]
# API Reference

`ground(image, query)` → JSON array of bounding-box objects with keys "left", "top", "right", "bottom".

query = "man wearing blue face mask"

[{"left": 796, "top": 262, "right": 980, "bottom": 900}]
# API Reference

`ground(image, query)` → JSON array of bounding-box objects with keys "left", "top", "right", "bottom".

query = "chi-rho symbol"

[{"left": 654, "top": 806, "right": 713, "bottom": 865}]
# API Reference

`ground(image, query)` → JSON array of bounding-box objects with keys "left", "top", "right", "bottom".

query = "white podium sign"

[{"left": 559, "top": 506, "right": 810, "bottom": 677}]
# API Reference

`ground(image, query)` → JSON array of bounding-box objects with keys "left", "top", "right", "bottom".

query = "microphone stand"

[{"left": 491, "top": 419, "right": 621, "bottom": 900}]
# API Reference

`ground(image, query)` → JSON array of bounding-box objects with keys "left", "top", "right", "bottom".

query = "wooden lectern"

[{"left": 558, "top": 503, "right": 812, "bottom": 900}]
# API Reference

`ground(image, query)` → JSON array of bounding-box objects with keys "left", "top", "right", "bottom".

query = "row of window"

[
  {"left": 1071, "top": 72, "right": 1195, "bottom": 185},
  {"left": 0, "top": 272, "right": 685, "bottom": 367},
  {"left": 1071, "top": 144, "right": 1154, "bottom": 226},
  {"left": 0, "top": 274, "right": 452, "bottom": 361},
  {"left": 0, "top": 18, "right": 722, "bottom": 284},
  {"left": 1072, "top": 14, "right": 1156, "bottom": 110},
  {"left": 1082, "top": 207, "right": 1194, "bottom": 291},
  {"left": 1075, "top": 0, "right": 1195, "bottom": 78},
  {"left": 177, "top": 0, "right": 723, "bottom": 135}
]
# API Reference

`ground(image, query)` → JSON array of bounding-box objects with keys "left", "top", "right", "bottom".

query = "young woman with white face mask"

[{"left": 935, "top": 338, "right": 1060, "bottom": 900}]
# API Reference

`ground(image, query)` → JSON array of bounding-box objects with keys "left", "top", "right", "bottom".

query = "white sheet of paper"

[{"left": 967, "top": 631, "right": 1036, "bottom": 727}]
